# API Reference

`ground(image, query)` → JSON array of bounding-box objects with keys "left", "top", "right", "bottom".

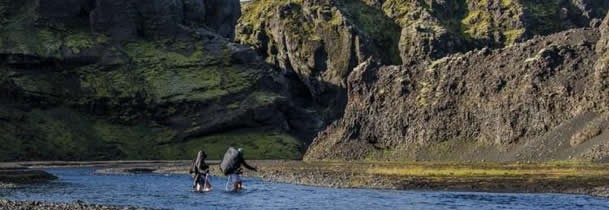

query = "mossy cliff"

[
  {"left": 237, "top": 0, "right": 401, "bottom": 124},
  {"left": 0, "top": 0, "right": 304, "bottom": 161},
  {"left": 237, "top": 0, "right": 609, "bottom": 129},
  {"left": 305, "top": 15, "right": 609, "bottom": 161}
]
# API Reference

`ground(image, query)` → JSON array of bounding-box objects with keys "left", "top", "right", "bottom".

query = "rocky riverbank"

[
  {"left": 0, "top": 163, "right": 57, "bottom": 188},
  {"left": 83, "top": 160, "right": 609, "bottom": 198},
  {"left": 0, "top": 200, "right": 154, "bottom": 210},
  {"left": 6, "top": 160, "right": 609, "bottom": 198}
]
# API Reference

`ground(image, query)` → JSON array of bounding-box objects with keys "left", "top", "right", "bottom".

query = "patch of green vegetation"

[
  {"left": 461, "top": 9, "right": 492, "bottom": 39},
  {"left": 64, "top": 32, "right": 107, "bottom": 54},
  {"left": 503, "top": 28, "right": 525, "bottom": 45},
  {"left": 93, "top": 121, "right": 177, "bottom": 160},
  {"left": 0, "top": 107, "right": 121, "bottom": 161},
  {"left": 142, "top": 65, "right": 253, "bottom": 102},
  {"left": 78, "top": 65, "right": 143, "bottom": 99},
  {"left": 121, "top": 40, "right": 252, "bottom": 102},
  {"left": 337, "top": 0, "right": 401, "bottom": 65},
  {"left": 0, "top": 106, "right": 302, "bottom": 161},
  {"left": 80, "top": 57, "right": 253, "bottom": 102},
  {"left": 159, "top": 131, "right": 302, "bottom": 160},
  {"left": 416, "top": 81, "right": 431, "bottom": 106},
  {"left": 247, "top": 91, "right": 283, "bottom": 107},
  {"left": 124, "top": 40, "right": 203, "bottom": 66},
  {"left": 381, "top": 0, "right": 417, "bottom": 26},
  {"left": 365, "top": 161, "right": 609, "bottom": 178},
  {"left": 460, "top": 0, "right": 525, "bottom": 46},
  {"left": 239, "top": 0, "right": 306, "bottom": 46}
]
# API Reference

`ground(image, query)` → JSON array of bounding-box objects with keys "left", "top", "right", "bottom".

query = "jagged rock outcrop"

[
  {"left": 237, "top": 0, "right": 401, "bottom": 122},
  {"left": 0, "top": 0, "right": 304, "bottom": 161},
  {"left": 595, "top": 11, "right": 609, "bottom": 94},
  {"left": 305, "top": 26, "right": 609, "bottom": 161},
  {"left": 237, "top": 0, "right": 609, "bottom": 126},
  {"left": 383, "top": 0, "right": 609, "bottom": 63}
]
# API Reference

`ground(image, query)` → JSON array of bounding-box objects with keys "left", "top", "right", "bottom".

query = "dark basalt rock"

[
  {"left": 237, "top": 0, "right": 609, "bottom": 138},
  {"left": 0, "top": 0, "right": 310, "bottom": 161},
  {"left": 306, "top": 26, "right": 609, "bottom": 161},
  {"left": 205, "top": 0, "right": 240, "bottom": 40}
]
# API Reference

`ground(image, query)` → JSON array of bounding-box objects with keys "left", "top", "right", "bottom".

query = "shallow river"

[{"left": 1, "top": 168, "right": 608, "bottom": 210}]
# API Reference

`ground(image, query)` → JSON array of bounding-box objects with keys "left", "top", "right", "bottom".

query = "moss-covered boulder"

[{"left": 0, "top": 0, "right": 305, "bottom": 161}]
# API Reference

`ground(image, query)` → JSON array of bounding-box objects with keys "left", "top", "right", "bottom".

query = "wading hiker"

[
  {"left": 220, "top": 147, "right": 257, "bottom": 191},
  {"left": 189, "top": 150, "right": 212, "bottom": 192}
]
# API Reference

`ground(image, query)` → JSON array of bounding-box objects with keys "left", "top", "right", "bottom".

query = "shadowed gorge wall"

[{"left": 0, "top": 0, "right": 310, "bottom": 161}]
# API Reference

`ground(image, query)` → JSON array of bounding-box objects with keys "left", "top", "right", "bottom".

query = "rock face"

[
  {"left": 205, "top": 0, "right": 241, "bottom": 40},
  {"left": 0, "top": 0, "right": 305, "bottom": 161},
  {"left": 88, "top": 0, "right": 240, "bottom": 41},
  {"left": 305, "top": 26, "right": 609, "bottom": 161},
  {"left": 235, "top": 0, "right": 609, "bottom": 161},
  {"left": 595, "top": 11, "right": 609, "bottom": 96},
  {"left": 237, "top": 0, "right": 609, "bottom": 125},
  {"left": 238, "top": 0, "right": 401, "bottom": 122}
]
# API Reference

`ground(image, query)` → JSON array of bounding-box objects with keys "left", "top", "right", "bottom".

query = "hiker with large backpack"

[
  {"left": 219, "top": 147, "right": 257, "bottom": 191},
  {"left": 189, "top": 150, "right": 212, "bottom": 192}
]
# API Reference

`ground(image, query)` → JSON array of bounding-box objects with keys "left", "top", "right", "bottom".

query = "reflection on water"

[{"left": 1, "top": 168, "right": 608, "bottom": 210}]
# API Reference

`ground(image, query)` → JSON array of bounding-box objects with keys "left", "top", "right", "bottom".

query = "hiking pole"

[
  {"left": 203, "top": 173, "right": 208, "bottom": 191},
  {"left": 225, "top": 176, "right": 232, "bottom": 191}
]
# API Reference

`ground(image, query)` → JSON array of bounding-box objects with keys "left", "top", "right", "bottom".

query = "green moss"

[
  {"left": 337, "top": 0, "right": 401, "bottom": 65},
  {"left": 239, "top": 0, "right": 304, "bottom": 46},
  {"left": 248, "top": 91, "right": 283, "bottom": 107},
  {"left": 381, "top": 0, "right": 417, "bottom": 26},
  {"left": 503, "top": 28, "right": 525, "bottom": 45},
  {"left": 0, "top": 107, "right": 121, "bottom": 161},
  {"left": 462, "top": 10, "right": 491, "bottom": 38},
  {"left": 0, "top": 106, "right": 302, "bottom": 161},
  {"left": 417, "top": 81, "right": 430, "bottom": 106},
  {"left": 64, "top": 32, "right": 107, "bottom": 54},
  {"left": 79, "top": 41, "right": 252, "bottom": 103},
  {"left": 93, "top": 121, "right": 177, "bottom": 160},
  {"left": 159, "top": 131, "right": 302, "bottom": 160},
  {"left": 124, "top": 40, "right": 203, "bottom": 66},
  {"left": 227, "top": 103, "right": 240, "bottom": 109},
  {"left": 328, "top": 11, "right": 343, "bottom": 26},
  {"left": 79, "top": 65, "right": 142, "bottom": 98}
]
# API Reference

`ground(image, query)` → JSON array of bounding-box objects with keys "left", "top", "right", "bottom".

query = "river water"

[{"left": 1, "top": 168, "right": 608, "bottom": 210}]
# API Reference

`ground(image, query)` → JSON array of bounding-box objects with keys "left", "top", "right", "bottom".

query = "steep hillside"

[
  {"left": 305, "top": 15, "right": 609, "bottom": 161},
  {"left": 0, "top": 0, "right": 306, "bottom": 161},
  {"left": 237, "top": 0, "right": 609, "bottom": 126}
]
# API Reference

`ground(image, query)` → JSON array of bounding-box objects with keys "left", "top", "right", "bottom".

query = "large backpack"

[{"left": 220, "top": 147, "right": 240, "bottom": 175}]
